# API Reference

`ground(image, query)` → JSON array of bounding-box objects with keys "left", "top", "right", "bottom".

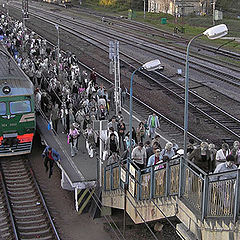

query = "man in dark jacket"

[
  {"left": 188, "top": 142, "right": 211, "bottom": 173},
  {"left": 42, "top": 146, "right": 60, "bottom": 178}
]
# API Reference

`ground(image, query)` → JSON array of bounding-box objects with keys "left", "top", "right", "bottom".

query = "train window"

[
  {"left": 10, "top": 100, "right": 31, "bottom": 114},
  {"left": 0, "top": 102, "right": 6, "bottom": 115}
]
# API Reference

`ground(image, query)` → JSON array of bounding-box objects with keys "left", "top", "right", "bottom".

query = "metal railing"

[{"left": 103, "top": 157, "right": 240, "bottom": 222}]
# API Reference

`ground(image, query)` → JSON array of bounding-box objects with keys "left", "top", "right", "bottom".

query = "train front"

[{"left": 0, "top": 83, "right": 36, "bottom": 157}]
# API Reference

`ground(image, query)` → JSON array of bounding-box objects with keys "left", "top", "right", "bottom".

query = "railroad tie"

[{"left": 77, "top": 188, "right": 95, "bottom": 214}]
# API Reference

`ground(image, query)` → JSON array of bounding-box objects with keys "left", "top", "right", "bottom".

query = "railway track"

[
  {"left": 69, "top": 4, "right": 240, "bottom": 61},
  {"left": 40, "top": 1, "right": 240, "bottom": 63},
  {"left": 19, "top": 3, "right": 240, "bottom": 89},
  {"left": 19, "top": 7, "right": 240, "bottom": 135},
  {"left": 5, "top": 5, "right": 240, "bottom": 145},
  {"left": 0, "top": 158, "right": 60, "bottom": 240}
]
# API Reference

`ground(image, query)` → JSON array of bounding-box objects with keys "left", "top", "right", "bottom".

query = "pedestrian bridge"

[{"left": 102, "top": 158, "right": 240, "bottom": 240}]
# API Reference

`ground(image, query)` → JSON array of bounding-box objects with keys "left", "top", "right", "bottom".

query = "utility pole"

[
  {"left": 143, "top": 0, "right": 146, "bottom": 19},
  {"left": 212, "top": 0, "right": 216, "bottom": 25},
  {"left": 109, "top": 41, "right": 121, "bottom": 115},
  {"left": 173, "top": 0, "right": 176, "bottom": 23},
  {"left": 181, "top": 0, "right": 184, "bottom": 24},
  {"left": 6, "top": 0, "right": 9, "bottom": 18},
  {"left": 55, "top": 24, "right": 60, "bottom": 76}
]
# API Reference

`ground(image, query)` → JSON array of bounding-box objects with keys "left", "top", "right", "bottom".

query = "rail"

[
  {"left": 0, "top": 164, "right": 20, "bottom": 240},
  {"left": 103, "top": 157, "right": 240, "bottom": 222}
]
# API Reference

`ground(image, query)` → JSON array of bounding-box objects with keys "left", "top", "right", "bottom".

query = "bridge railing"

[{"left": 103, "top": 157, "right": 240, "bottom": 222}]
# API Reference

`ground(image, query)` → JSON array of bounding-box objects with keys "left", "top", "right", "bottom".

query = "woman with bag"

[
  {"left": 136, "top": 121, "right": 145, "bottom": 144},
  {"left": 68, "top": 124, "right": 80, "bottom": 157}
]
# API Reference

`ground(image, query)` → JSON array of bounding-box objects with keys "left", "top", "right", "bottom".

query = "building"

[{"left": 148, "top": 0, "right": 211, "bottom": 16}]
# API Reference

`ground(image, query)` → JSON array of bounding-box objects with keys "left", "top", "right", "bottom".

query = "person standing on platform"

[
  {"left": 212, "top": 155, "right": 237, "bottom": 181},
  {"left": 188, "top": 142, "right": 211, "bottom": 173},
  {"left": 107, "top": 85, "right": 114, "bottom": 111},
  {"left": 42, "top": 146, "right": 60, "bottom": 178},
  {"left": 117, "top": 119, "right": 126, "bottom": 150},
  {"left": 106, "top": 133, "right": 119, "bottom": 156},
  {"left": 34, "top": 88, "right": 42, "bottom": 114},
  {"left": 147, "top": 113, "right": 160, "bottom": 139},
  {"left": 136, "top": 121, "right": 145, "bottom": 144},
  {"left": 231, "top": 141, "right": 240, "bottom": 167},
  {"left": 121, "top": 84, "right": 127, "bottom": 107},
  {"left": 160, "top": 142, "right": 175, "bottom": 162},
  {"left": 131, "top": 142, "right": 147, "bottom": 170},
  {"left": 84, "top": 124, "right": 95, "bottom": 158},
  {"left": 108, "top": 116, "right": 117, "bottom": 131},
  {"left": 215, "top": 143, "right": 230, "bottom": 167},
  {"left": 90, "top": 68, "right": 97, "bottom": 85},
  {"left": 147, "top": 149, "right": 162, "bottom": 168},
  {"left": 68, "top": 124, "right": 80, "bottom": 157},
  {"left": 50, "top": 103, "right": 60, "bottom": 133}
]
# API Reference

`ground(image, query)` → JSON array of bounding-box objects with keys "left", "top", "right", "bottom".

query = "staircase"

[{"left": 102, "top": 158, "right": 240, "bottom": 239}]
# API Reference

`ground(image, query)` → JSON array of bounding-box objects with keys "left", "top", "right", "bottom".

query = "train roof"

[{"left": 0, "top": 45, "right": 33, "bottom": 97}]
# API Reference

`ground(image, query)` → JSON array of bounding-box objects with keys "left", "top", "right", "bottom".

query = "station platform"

[
  {"left": 37, "top": 114, "right": 96, "bottom": 190},
  {"left": 36, "top": 105, "right": 169, "bottom": 211}
]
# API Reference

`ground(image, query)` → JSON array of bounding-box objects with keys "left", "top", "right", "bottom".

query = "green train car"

[{"left": 0, "top": 45, "right": 35, "bottom": 156}]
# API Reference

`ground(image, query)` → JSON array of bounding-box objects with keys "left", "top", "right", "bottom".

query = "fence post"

[
  {"left": 150, "top": 165, "right": 155, "bottom": 199},
  {"left": 165, "top": 161, "right": 170, "bottom": 197},
  {"left": 110, "top": 165, "right": 113, "bottom": 190},
  {"left": 119, "top": 164, "right": 121, "bottom": 189},
  {"left": 137, "top": 169, "right": 141, "bottom": 201},
  {"left": 234, "top": 169, "right": 240, "bottom": 222},
  {"left": 178, "top": 157, "right": 185, "bottom": 198},
  {"left": 96, "top": 157, "right": 99, "bottom": 185},
  {"left": 201, "top": 174, "right": 209, "bottom": 221},
  {"left": 104, "top": 167, "right": 107, "bottom": 191}
]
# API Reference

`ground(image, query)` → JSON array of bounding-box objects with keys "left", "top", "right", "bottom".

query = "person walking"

[
  {"left": 106, "top": 133, "right": 119, "bottom": 156},
  {"left": 68, "top": 124, "right": 80, "bottom": 157},
  {"left": 117, "top": 119, "right": 126, "bottom": 150},
  {"left": 147, "top": 113, "right": 160, "bottom": 139},
  {"left": 84, "top": 124, "right": 95, "bottom": 158},
  {"left": 42, "top": 146, "right": 60, "bottom": 178},
  {"left": 136, "top": 121, "right": 145, "bottom": 144},
  {"left": 50, "top": 103, "right": 60, "bottom": 133}
]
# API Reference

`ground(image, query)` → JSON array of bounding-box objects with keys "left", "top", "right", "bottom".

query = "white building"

[{"left": 148, "top": 0, "right": 210, "bottom": 16}]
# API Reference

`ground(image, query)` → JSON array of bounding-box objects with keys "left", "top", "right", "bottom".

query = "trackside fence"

[{"left": 103, "top": 157, "right": 240, "bottom": 222}]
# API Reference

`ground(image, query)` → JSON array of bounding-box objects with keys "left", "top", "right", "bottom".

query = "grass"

[{"left": 76, "top": 0, "right": 240, "bottom": 52}]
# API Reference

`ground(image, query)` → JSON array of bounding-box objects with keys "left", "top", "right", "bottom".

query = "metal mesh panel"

[
  {"left": 141, "top": 173, "right": 151, "bottom": 200},
  {"left": 154, "top": 169, "right": 166, "bottom": 198},
  {"left": 112, "top": 166, "right": 120, "bottom": 190},
  {"left": 184, "top": 168, "right": 203, "bottom": 211},
  {"left": 208, "top": 179, "right": 236, "bottom": 217},
  {"left": 170, "top": 165, "right": 180, "bottom": 195}
]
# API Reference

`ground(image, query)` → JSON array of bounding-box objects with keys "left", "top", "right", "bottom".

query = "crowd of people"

[{"left": 2, "top": 15, "right": 240, "bottom": 179}]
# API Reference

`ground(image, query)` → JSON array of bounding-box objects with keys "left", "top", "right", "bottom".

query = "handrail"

[{"left": 103, "top": 156, "right": 240, "bottom": 222}]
